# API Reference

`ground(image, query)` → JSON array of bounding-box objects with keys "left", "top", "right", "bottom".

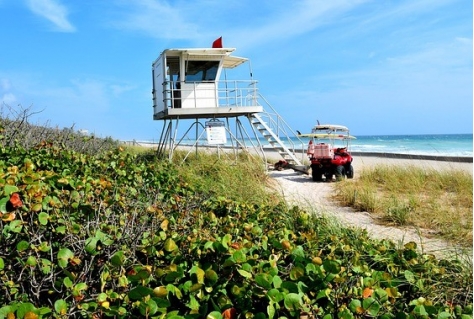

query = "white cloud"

[
  {"left": 25, "top": 0, "right": 76, "bottom": 32},
  {"left": 2, "top": 93, "right": 17, "bottom": 105},
  {"left": 0, "top": 78, "right": 11, "bottom": 90},
  {"left": 109, "top": 0, "right": 199, "bottom": 39}
]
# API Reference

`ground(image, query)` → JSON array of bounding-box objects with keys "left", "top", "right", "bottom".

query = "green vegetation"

[
  {"left": 0, "top": 120, "right": 472, "bottom": 318},
  {"left": 334, "top": 165, "right": 473, "bottom": 247}
]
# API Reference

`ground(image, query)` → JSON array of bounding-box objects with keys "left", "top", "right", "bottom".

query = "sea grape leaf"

[
  {"left": 283, "top": 293, "right": 301, "bottom": 311},
  {"left": 110, "top": 251, "right": 125, "bottom": 267},
  {"left": 232, "top": 250, "right": 247, "bottom": 264},
  {"left": 129, "top": 286, "right": 153, "bottom": 300},
  {"left": 255, "top": 273, "right": 273, "bottom": 290},
  {"left": 289, "top": 266, "right": 305, "bottom": 281},
  {"left": 38, "top": 212, "right": 49, "bottom": 225},
  {"left": 267, "top": 289, "right": 284, "bottom": 303},
  {"left": 16, "top": 302, "right": 36, "bottom": 319},
  {"left": 237, "top": 269, "right": 252, "bottom": 279},
  {"left": 362, "top": 297, "right": 380, "bottom": 316},
  {"left": 164, "top": 238, "right": 178, "bottom": 252},
  {"left": 17, "top": 240, "right": 29, "bottom": 252},
  {"left": 349, "top": 299, "right": 362, "bottom": 314},
  {"left": 0, "top": 197, "right": 8, "bottom": 213},
  {"left": 4, "top": 185, "right": 19, "bottom": 196},
  {"left": 139, "top": 299, "right": 158, "bottom": 316},
  {"left": 323, "top": 259, "right": 341, "bottom": 274},
  {"left": 84, "top": 237, "right": 99, "bottom": 255},
  {"left": 54, "top": 299, "right": 68, "bottom": 315},
  {"left": 193, "top": 266, "right": 205, "bottom": 284},
  {"left": 206, "top": 311, "right": 223, "bottom": 319},
  {"left": 205, "top": 269, "right": 218, "bottom": 285},
  {"left": 63, "top": 277, "right": 73, "bottom": 288},
  {"left": 57, "top": 248, "right": 74, "bottom": 268}
]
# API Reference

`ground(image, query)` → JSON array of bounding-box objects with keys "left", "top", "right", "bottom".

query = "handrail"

[
  {"left": 163, "top": 80, "right": 259, "bottom": 109},
  {"left": 256, "top": 93, "right": 307, "bottom": 163}
]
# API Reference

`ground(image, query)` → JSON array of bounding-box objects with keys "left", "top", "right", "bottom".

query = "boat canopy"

[
  {"left": 312, "top": 124, "right": 350, "bottom": 132},
  {"left": 298, "top": 124, "right": 356, "bottom": 140}
]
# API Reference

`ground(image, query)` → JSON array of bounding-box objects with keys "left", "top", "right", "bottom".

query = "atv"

[{"left": 299, "top": 124, "right": 356, "bottom": 182}]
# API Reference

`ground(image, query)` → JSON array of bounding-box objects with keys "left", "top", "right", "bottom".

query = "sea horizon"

[{"left": 128, "top": 133, "right": 473, "bottom": 159}]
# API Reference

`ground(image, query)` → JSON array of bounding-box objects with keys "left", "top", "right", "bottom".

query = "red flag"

[{"left": 212, "top": 36, "right": 223, "bottom": 48}]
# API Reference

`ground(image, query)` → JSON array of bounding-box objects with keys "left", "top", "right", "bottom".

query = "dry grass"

[{"left": 334, "top": 165, "right": 473, "bottom": 247}]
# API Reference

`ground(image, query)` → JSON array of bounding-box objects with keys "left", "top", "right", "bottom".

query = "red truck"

[{"left": 299, "top": 124, "right": 356, "bottom": 182}]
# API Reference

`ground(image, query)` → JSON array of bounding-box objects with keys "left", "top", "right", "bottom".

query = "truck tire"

[
  {"left": 312, "top": 166, "right": 323, "bottom": 182},
  {"left": 345, "top": 164, "right": 354, "bottom": 179},
  {"left": 335, "top": 165, "right": 345, "bottom": 181}
]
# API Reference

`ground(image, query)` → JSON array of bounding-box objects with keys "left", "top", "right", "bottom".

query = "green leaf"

[
  {"left": 267, "top": 289, "right": 284, "bottom": 303},
  {"left": 205, "top": 269, "right": 218, "bottom": 286},
  {"left": 164, "top": 238, "right": 178, "bottom": 252},
  {"left": 404, "top": 270, "right": 415, "bottom": 283},
  {"left": 284, "top": 293, "right": 302, "bottom": 311},
  {"left": 349, "top": 299, "right": 362, "bottom": 313},
  {"left": 37, "top": 241, "right": 51, "bottom": 252},
  {"left": 437, "top": 312, "right": 452, "bottom": 319},
  {"left": 75, "top": 282, "right": 87, "bottom": 291},
  {"left": 291, "top": 245, "right": 305, "bottom": 258},
  {"left": 54, "top": 299, "right": 68, "bottom": 315},
  {"left": 323, "top": 259, "right": 341, "bottom": 274},
  {"left": 63, "top": 277, "right": 73, "bottom": 288},
  {"left": 187, "top": 295, "right": 200, "bottom": 311},
  {"left": 374, "top": 288, "right": 388, "bottom": 303},
  {"left": 222, "top": 233, "right": 232, "bottom": 248},
  {"left": 0, "top": 257, "right": 4, "bottom": 270},
  {"left": 362, "top": 297, "right": 380, "bottom": 317},
  {"left": 16, "top": 240, "right": 30, "bottom": 252},
  {"left": 84, "top": 237, "right": 99, "bottom": 255},
  {"left": 38, "top": 212, "right": 49, "bottom": 225},
  {"left": 57, "top": 248, "right": 74, "bottom": 268},
  {"left": 272, "top": 275, "right": 282, "bottom": 289},
  {"left": 26, "top": 256, "right": 37, "bottom": 267},
  {"left": 206, "top": 311, "right": 223, "bottom": 319},
  {"left": 0, "top": 197, "right": 8, "bottom": 213},
  {"left": 289, "top": 266, "right": 305, "bottom": 280},
  {"left": 129, "top": 285, "right": 153, "bottom": 300},
  {"left": 237, "top": 269, "right": 252, "bottom": 279},
  {"left": 413, "top": 305, "right": 428, "bottom": 317},
  {"left": 232, "top": 250, "right": 247, "bottom": 264},
  {"left": 139, "top": 299, "right": 158, "bottom": 316},
  {"left": 8, "top": 220, "right": 23, "bottom": 233},
  {"left": 255, "top": 273, "right": 273, "bottom": 289},
  {"left": 16, "top": 302, "right": 36, "bottom": 319},
  {"left": 4, "top": 185, "right": 19, "bottom": 196},
  {"left": 110, "top": 251, "right": 126, "bottom": 267},
  {"left": 267, "top": 302, "right": 276, "bottom": 319},
  {"left": 191, "top": 266, "right": 205, "bottom": 284}
]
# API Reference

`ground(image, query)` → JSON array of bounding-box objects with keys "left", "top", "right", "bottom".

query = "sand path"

[{"left": 268, "top": 156, "right": 472, "bottom": 259}]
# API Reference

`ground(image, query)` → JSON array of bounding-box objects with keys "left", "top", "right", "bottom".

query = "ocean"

[
  {"left": 215, "top": 134, "right": 472, "bottom": 158},
  {"left": 343, "top": 134, "right": 472, "bottom": 158},
  {"left": 141, "top": 133, "right": 473, "bottom": 159}
]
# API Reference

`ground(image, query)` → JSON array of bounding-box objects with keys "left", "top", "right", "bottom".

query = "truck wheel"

[
  {"left": 312, "top": 166, "right": 323, "bottom": 182},
  {"left": 346, "top": 164, "right": 354, "bottom": 179},
  {"left": 335, "top": 165, "right": 345, "bottom": 181}
]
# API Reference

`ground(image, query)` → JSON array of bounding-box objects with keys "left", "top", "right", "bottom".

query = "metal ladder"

[{"left": 248, "top": 112, "right": 307, "bottom": 170}]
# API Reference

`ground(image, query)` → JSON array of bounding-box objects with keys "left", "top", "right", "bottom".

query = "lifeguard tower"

[{"left": 151, "top": 44, "right": 307, "bottom": 171}]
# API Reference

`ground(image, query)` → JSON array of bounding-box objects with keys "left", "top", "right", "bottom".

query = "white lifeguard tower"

[{"left": 151, "top": 45, "right": 307, "bottom": 170}]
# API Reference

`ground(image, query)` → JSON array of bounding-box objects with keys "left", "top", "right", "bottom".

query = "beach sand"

[{"left": 266, "top": 153, "right": 471, "bottom": 258}]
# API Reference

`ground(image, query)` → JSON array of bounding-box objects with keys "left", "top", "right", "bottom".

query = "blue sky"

[{"left": 0, "top": 0, "right": 472, "bottom": 141}]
